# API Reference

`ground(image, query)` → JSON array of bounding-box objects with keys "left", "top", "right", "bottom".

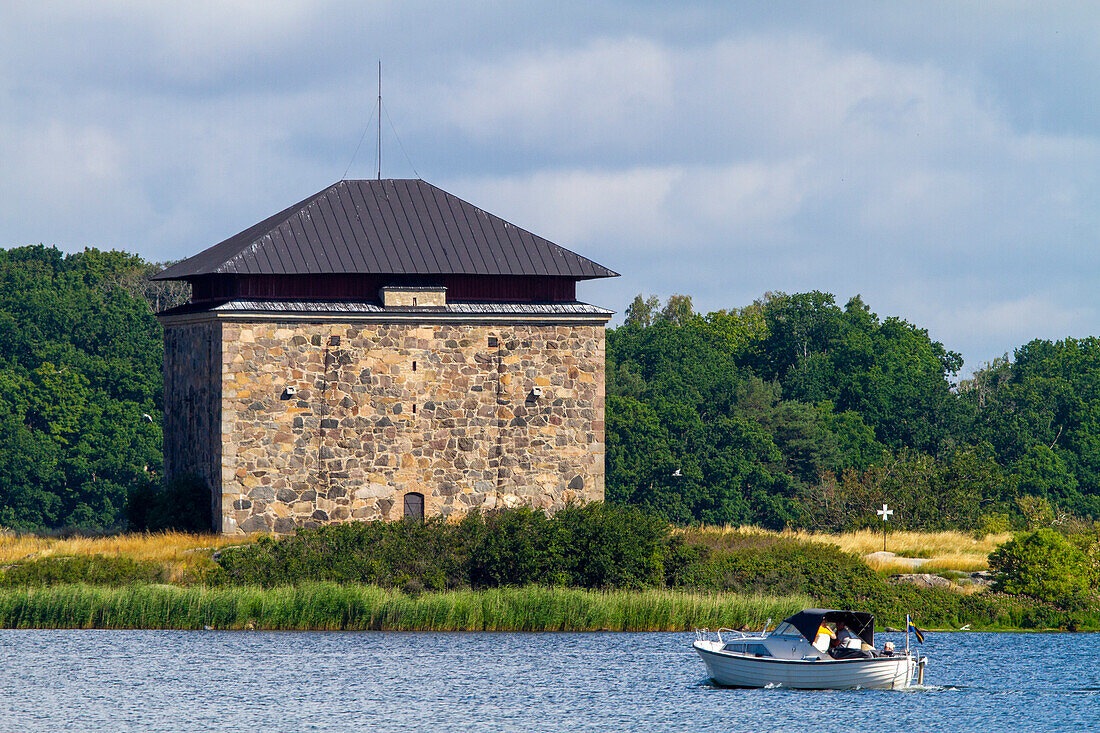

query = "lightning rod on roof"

[{"left": 377, "top": 60, "right": 382, "bottom": 180}]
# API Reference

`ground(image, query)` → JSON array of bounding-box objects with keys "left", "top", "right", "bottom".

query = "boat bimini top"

[{"left": 771, "top": 609, "right": 875, "bottom": 646}]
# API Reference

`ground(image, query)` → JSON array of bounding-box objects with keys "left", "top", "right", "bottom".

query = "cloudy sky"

[{"left": 3, "top": 1, "right": 1099, "bottom": 373}]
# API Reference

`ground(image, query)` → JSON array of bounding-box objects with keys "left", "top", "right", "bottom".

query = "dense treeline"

[
  {"left": 607, "top": 292, "right": 1100, "bottom": 531},
  {"left": 0, "top": 245, "right": 186, "bottom": 530},
  {"left": 2, "top": 243, "right": 1100, "bottom": 533}
]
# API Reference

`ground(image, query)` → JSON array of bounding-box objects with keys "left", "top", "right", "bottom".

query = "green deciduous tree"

[
  {"left": 966, "top": 337, "right": 1100, "bottom": 519},
  {"left": 754, "top": 292, "right": 967, "bottom": 453},
  {"left": 606, "top": 291, "right": 1058, "bottom": 531},
  {"left": 606, "top": 295, "right": 879, "bottom": 528},
  {"left": 623, "top": 294, "right": 661, "bottom": 329},
  {"left": 989, "top": 528, "right": 1097, "bottom": 606},
  {"left": 0, "top": 245, "right": 165, "bottom": 530}
]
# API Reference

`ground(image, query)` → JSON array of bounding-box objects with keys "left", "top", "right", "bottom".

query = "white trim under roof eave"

[{"left": 156, "top": 310, "right": 613, "bottom": 327}]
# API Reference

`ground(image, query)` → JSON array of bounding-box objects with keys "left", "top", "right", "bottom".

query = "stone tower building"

[{"left": 154, "top": 179, "right": 617, "bottom": 534}]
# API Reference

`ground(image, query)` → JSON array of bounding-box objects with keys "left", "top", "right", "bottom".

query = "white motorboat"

[{"left": 693, "top": 609, "right": 926, "bottom": 690}]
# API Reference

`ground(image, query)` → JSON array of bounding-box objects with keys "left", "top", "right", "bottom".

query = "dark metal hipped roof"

[{"left": 154, "top": 179, "right": 618, "bottom": 281}]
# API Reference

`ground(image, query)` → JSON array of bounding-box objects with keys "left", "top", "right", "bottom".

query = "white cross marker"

[{"left": 877, "top": 504, "right": 893, "bottom": 521}]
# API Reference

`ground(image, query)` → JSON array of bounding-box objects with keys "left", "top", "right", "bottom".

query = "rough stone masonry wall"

[
  {"left": 220, "top": 321, "right": 605, "bottom": 534},
  {"left": 162, "top": 322, "right": 223, "bottom": 529}
]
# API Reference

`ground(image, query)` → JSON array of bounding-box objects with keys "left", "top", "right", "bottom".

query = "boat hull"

[{"left": 694, "top": 640, "right": 915, "bottom": 690}]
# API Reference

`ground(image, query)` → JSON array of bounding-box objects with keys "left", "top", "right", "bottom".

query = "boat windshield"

[{"left": 769, "top": 621, "right": 801, "bottom": 638}]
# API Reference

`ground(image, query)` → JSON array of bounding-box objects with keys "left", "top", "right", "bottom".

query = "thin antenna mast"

[{"left": 376, "top": 60, "right": 382, "bottom": 180}]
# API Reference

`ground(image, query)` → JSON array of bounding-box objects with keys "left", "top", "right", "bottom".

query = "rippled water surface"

[{"left": 0, "top": 630, "right": 1096, "bottom": 731}]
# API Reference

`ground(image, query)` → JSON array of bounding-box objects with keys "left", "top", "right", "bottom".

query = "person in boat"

[
  {"left": 833, "top": 621, "right": 859, "bottom": 648},
  {"left": 812, "top": 623, "right": 835, "bottom": 652},
  {"left": 829, "top": 621, "right": 876, "bottom": 659}
]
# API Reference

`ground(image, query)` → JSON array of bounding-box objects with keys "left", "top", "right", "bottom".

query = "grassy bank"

[
  {"left": 0, "top": 531, "right": 254, "bottom": 582},
  {"left": 0, "top": 582, "right": 1088, "bottom": 632},
  {"left": 0, "top": 583, "right": 809, "bottom": 632},
  {"left": 0, "top": 515, "right": 1091, "bottom": 632},
  {"left": 0, "top": 526, "right": 1005, "bottom": 576},
  {"left": 682, "top": 526, "right": 1012, "bottom": 573}
]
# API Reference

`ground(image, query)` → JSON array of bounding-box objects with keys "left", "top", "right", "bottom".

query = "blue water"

[{"left": 0, "top": 630, "right": 1095, "bottom": 731}]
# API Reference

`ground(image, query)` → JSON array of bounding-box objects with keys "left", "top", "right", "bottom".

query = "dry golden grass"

[
  {"left": 0, "top": 531, "right": 259, "bottom": 581},
  {"left": 802, "top": 528, "right": 1012, "bottom": 557},
  {"left": 860, "top": 556, "right": 991, "bottom": 574},
  {"left": 681, "top": 525, "right": 1012, "bottom": 573},
  {"left": 0, "top": 524, "right": 1009, "bottom": 580}
]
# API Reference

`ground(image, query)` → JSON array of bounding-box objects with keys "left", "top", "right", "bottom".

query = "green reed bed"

[{"left": 0, "top": 583, "right": 810, "bottom": 632}]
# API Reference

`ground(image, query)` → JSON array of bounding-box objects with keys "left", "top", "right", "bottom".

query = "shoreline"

[
  {"left": 0, "top": 583, "right": 1092, "bottom": 633},
  {"left": 0, "top": 583, "right": 808, "bottom": 632}
]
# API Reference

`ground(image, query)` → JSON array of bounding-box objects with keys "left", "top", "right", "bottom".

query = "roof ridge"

[
  {"left": 414, "top": 179, "right": 620, "bottom": 276},
  {"left": 215, "top": 181, "right": 346, "bottom": 275},
  {"left": 153, "top": 179, "right": 618, "bottom": 281}
]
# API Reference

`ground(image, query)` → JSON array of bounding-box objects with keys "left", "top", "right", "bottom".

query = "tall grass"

[
  {"left": 0, "top": 584, "right": 809, "bottom": 632},
  {"left": 0, "top": 531, "right": 257, "bottom": 582},
  {"left": 861, "top": 556, "right": 991, "bottom": 575},
  {"left": 821, "top": 528, "right": 1008, "bottom": 574},
  {"left": 0, "top": 531, "right": 255, "bottom": 564},
  {"left": 682, "top": 525, "right": 1010, "bottom": 572},
  {"left": 0, "top": 525, "right": 1009, "bottom": 580}
]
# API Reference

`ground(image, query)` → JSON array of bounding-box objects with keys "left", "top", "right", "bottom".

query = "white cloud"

[
  {"left": 2, "top": 4, "right": 1100, "bottom": 371},
  {"left": 0, "top": 119, "right": 153, "bottom": 245},
  {"left": 430, "top": 32, "right": 1100, "bottom": 371},
  {"left": 7, "top": 0, "right": 326, "bottom": 86},
  {"left": 448, "top": 166, "right": 678, "bottom": 248},
  {"left": 448, "top": 156, "right": 815, "bottom": 256},
  {"left": 911, "top": 294, "right": 1094, "bottom": 371},
  {"left": 672, "top": 158, "right": 814, "bottom": 236},
  {"left": 431, "top": 36, "right": 675, "bottom": 150}
]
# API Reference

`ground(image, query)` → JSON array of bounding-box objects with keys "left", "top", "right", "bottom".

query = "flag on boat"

[{"left": 906, "top": 614, "right": 925, "bottom": 643}]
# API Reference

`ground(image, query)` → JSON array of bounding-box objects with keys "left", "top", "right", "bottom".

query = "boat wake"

[{"left": 901, "top": 683, "right": 949, "bottom": 692}]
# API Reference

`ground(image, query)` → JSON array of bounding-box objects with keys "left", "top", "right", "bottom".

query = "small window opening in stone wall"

[
  {"left": 413, "top": 360, "right": 417, "bottom": 372},
  {"left": 403, "top": 492, "right": 424, "bottom": 520},
  {"left": 412, "top": 403, "right": 417, "bottom": 414},
  {"left": 412, "top": 297, "right": 418, "bottom": 306}
]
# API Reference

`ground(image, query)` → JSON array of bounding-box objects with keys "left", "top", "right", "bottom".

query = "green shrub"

[
  {"left": 216, "top": 517, "right": 475, "bottom": 589},
  {"left": 545, "top": 504, "right": 670, "bottom": 589},
  {"left": 989, "top": 528, "right": 1097, "bottom": 606},
  {"left": 467, "top": 508, "right": 556, "bottom": 587},
  {"left": 668, "top": 535, "right": 881, "bottom": 605},
  {"left": 1015, "top": 495, "right": 1056, "bottom": 530},
  {"left": 216, "top": 504, "right": 671, "bottom": 591},
  {"left": 204, "top": 505, "right": 1099, "bottom": 630},
  {"left": 1068, "top": 529, "right": 1100, "bottom": 584},
  {"left": 0, "top": 555, "right": 165, "bottom": 587},
  {"left": 977, "top": 512, "right": 1013, "bottom": 536}
]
